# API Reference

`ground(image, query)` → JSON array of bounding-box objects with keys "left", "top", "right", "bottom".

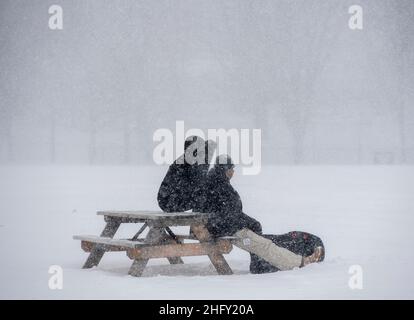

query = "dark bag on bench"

[{"left": 249, "top": 231, "right": 325, "bottom": 274}]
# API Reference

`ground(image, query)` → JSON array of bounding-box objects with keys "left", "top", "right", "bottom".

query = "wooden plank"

[
  {"left": 162, "top": 234, "right": 185, "bottom": 265},
  {"left": 101, "top": 216, "right": 208, "bottom": 227},
  {"left": 74, "top": 235, "right": 143, "bottom": 248},
  {"left": 97, "top": 210, "right": 209, "bottom": 221},
  {"left": 191, "top": 223, "right": 233, "bottom": 275},
  {"left": 103, "top": 216, "right": 146, "bottom": 223},
  {"left": 76, "top": 234, "right": 236, "bottom": 255},
  {"left": 81, "top": 241, "right": 129, "bottom": 252},
  {"left": 207, "top": 251, "right": 234, "bottom": 275},
  {"left": 131, "top": 223, "right": 148, "bottom": 241},
  {"left": 147, "top": 217, "right": 208, "bottom": 227},
  {"left": 128, "top": 259, "right": 148, "bottom": 277},
  {"left": 174, "top": 235, "right": 239, "bottom": 242},
  {"left": 99, "top": 213, "right": 209, "bottom": 226},
  {"left": 175, "top": 234, "right": 197, "bottom": 241},
  {"left": 82, "top": 219, "right": 121, "bottom": 269},
  {"left": 167, "top": 257, "right": 184, "bottom": 264},
  {"left": 128, "top": 227, "right": 164, "bottom": 277},
  {"left": 127, "top": 240, "right": 232, "bottom": 259}
]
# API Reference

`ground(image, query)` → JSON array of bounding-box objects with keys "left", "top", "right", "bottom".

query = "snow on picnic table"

[{"left": 0, "top": 165, "right": 413, "bottom": 299}]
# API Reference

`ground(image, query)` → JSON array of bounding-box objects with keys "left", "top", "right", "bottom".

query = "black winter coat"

[
  {"left": 200, "top": 167, "right": 261, "bottom": 237},
  {"left": 157, "top": 155, "right": 208, "bottom": 212}
]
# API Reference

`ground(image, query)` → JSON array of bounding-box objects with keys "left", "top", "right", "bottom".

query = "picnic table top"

[{"left": 97, "top": 210, "right": 209, "bottom": 220}]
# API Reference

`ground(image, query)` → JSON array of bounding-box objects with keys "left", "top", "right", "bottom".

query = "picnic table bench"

[{"left": 73, "top": 211, "right": 235, "bottom": 277}]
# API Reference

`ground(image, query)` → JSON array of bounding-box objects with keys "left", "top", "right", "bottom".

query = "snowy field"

[{"left": 0, "top": 165, "right": 413, "bottom": 299}]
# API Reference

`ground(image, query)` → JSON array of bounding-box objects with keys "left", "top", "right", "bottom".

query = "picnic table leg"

[
  {"left": 167, "top": 256, "right": 184, "bottom": 264},
  {"left": 82, "top": 218, "right": 121, "bottom": 269},
  {"left": 128, "top": 258, "right": 149, "bottom": 277},
  {"left": 191, "top": 224, "right": 233, "bottom": 275},
  {"left": 163, "top": 227, "right": 184, "bottom": 265},
  {"left": 128, "top": 226, "right": 163, "bottom": 277}
]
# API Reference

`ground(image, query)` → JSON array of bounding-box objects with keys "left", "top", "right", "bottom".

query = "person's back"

[
  {"left": 158, "top": 156, "right": 204, "bottom": 212},
  {"left": 157, "top": 136, "right": 214, "bottom": 212}
]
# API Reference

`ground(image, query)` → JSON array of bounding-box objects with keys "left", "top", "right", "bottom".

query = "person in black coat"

[
  {"left": 200, "top": 154, "right": 324, "bottom": 273},
  {"left": 157, "top": 136, "right": 214, "bottom": 212},
  {"left": 200, "top": 154, "right": 262, "bottom": 237}
]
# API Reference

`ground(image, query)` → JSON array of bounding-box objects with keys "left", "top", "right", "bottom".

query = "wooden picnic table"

[{"left": 73, "top": 211, "right": 234, "bottom": 277}]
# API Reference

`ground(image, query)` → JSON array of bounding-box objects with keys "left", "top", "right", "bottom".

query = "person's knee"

[
  {"left": 238, "top": 214, "right": 262, "bottom": 233},
  {"left": 251, "top": 221, "right": 262, "bottom": 234},
  {"left": 158, "top": 201, "right": 172, "bottom": 212},
  {"left": 157, "top": 196, "right": 175, "bottom": 212}
]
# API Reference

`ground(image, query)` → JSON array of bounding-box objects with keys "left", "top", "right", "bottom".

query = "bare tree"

[
  {"left": 389, "top": 1, "right": 414, "bottom": 163},
  {"left": 274, "top": 2, "right": 342, "bottom": 163},
  {"left": 220, "top": 1, "right": 342, "bottom": 164},
  {"left": 0, "top": 2, "right": 17, "bottom": 163},
  {"left": 0, "top": 81, "right": 14, "bottom": 162},
  {"left": 368, "top": 0, "right": 414, "bottom": 164}
]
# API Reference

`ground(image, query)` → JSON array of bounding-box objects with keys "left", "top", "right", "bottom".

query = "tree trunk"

[
  {"left": 398, "top": 104, "right": 406, "bottom": 164},
  {"left": 89, "top": 111, "right": 97, "bottom": 165},
  {"left": 292, "top": 130, "right": 305, "bottom": 165},
  {"left": 123, "top": 124, "right": 131, "bottom": 164},
  {"left": 289, "top": 104, "right": 311, "bottom": 165},
  {"left": 357, "top": 110, "right": 363, "bottom": 164},
  {"left": 50, "top": 110, "right": 56, "bottom": 164},
  {"left": 5, "top": 116, "right": 13, "bottom": 163}
]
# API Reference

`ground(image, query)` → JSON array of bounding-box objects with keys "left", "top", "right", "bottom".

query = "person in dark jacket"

[
  {"left": 201, "top": 154, "right": 324, "bottom": 272},
  {"left": 200, "top": 154, "right": 262, "bottom": 237},
  {"left": 157, "top": 136, "right": 215, "bottom": 212}
]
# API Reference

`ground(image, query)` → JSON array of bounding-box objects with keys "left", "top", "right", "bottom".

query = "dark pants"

[{"left": 207, "top": 212, "right": 262, "bottom": 238}]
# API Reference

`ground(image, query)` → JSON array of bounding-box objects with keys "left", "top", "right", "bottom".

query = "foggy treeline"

[{"left": 0, "top": 0, "right": 413, "bottom": 165}]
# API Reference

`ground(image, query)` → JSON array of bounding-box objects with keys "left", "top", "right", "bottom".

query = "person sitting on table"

[{"left": 157, "top": 135, "right": 215, "bottom": 212}]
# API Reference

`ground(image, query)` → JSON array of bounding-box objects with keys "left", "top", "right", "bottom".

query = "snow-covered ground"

[{"left": 0, "top": 165, "right": 413, "bottom": 299}]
